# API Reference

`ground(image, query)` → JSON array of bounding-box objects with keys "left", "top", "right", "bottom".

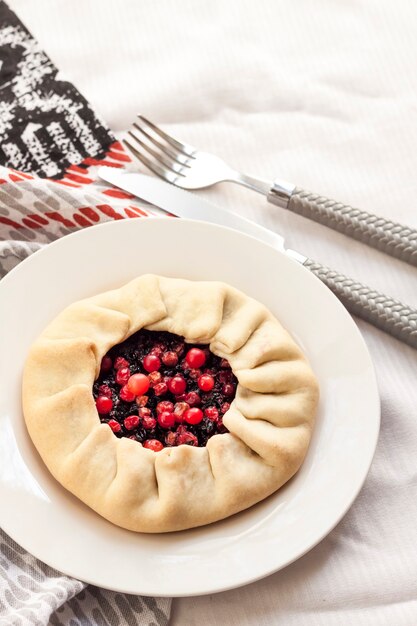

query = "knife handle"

[
  {"left": 302, "top": 258, "right": 417, "bottom": 349},
  {"left": 268, "top": 184, "right": 417, "bottom": 267}
]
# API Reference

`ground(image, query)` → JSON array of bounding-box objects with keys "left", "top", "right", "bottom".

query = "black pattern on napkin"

[{"left": 0, "top": 1, "right": 114, "bottom": 178}]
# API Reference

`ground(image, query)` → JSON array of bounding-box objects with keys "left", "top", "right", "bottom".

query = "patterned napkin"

[{"left": 0, "top": 2, "right": 170, "bottom": 624}]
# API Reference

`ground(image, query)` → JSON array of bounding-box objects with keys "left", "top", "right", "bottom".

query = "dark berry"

[
  {"left": 188, "top": 368, "right": 201, "bottom": 380},
  {"left": 100, "top": 356, "right": 112, "bottom": 373},
  {"left": 149, "top": 342, "right": 165, "bottom": 357},
  {"left": 222, "top": 383, "right": 235, "bottom": 396}
]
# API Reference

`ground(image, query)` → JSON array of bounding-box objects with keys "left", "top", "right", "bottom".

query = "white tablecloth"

[{"left": 10, "top": 1, "right": 417, "bottom": 624}]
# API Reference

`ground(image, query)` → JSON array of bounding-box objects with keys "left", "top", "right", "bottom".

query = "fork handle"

[
  {"left": 268, "top": 184, "right": 417, "bottom": 267},
  {"left": 302, "top": 257, "right": 417, "bottom": 349}
]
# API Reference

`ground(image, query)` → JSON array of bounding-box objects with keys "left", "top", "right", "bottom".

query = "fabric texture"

[{"left": 2, "top": 0, "right": 417, "bottom": 625}]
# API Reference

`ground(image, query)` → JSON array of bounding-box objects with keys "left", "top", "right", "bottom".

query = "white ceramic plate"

[{"left": 0, "top": 218, "right": 379, "bottom": 597}]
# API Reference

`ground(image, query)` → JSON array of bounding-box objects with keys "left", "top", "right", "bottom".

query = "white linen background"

[{"left": 10, "top": 1, "right": 417, "bottom": 624}]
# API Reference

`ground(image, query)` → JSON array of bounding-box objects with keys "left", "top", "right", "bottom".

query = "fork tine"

[
  {"left": 137, "top": 115, "right": 196, "bottom": 157},
  {"left": 127, "top": 130, "right": 187, "bottom": 176},
  {"left": 123, "top": 138, "right": 179, "bottom": 183},
  {"left": 132, "top": 124, "right": 190, "bottom": 169},
  {"left": 132, "top": 122, "right": 191, "bottom": 165}
]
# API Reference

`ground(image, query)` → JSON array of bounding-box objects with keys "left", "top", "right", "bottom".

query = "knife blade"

[
  {"left": 97, "top": 166, "right": 417, "bottom": 350},
  {"left": 97, "top": 167, "right": 305, "bottom": 261}
]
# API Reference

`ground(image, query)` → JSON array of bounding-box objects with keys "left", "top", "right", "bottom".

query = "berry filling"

[{"left": 93, "top": 330, "right": 237, "bottom": 450}]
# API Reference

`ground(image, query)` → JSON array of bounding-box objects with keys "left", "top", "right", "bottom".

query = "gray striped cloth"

[{"left": 0, "top": 241, "right": 171, "bottom": 626}]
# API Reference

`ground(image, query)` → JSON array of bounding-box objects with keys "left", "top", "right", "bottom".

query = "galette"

[{"left": 22, "top": 274, "right": 319, "bottom": 532}]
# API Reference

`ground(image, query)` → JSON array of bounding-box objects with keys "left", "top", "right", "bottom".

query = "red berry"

[
  {"left": 127, "top": 373, "right": 150, "bottom": 396},
  {"left": 168, "top": 375, "right": 187, "bottom": 395},
  {"left": 158, "top": 411, "right": 176, "bottom": 429},
  {"left": 114, "top": 357, "right": 129, "bottom": 370},
  {"left": 124, "top": 415, "right": 139, "bottom": 430},
  {"left": 119, "top": 385, "right": 136, "bottom": 402},
  {"left": 184, "top": 391, "right": 201, "bottom": 406},
  {"left": 153, "top": 382, "right": 168, "bottom": 396},
  {"left": 139, "top": 407, "right": 151, "bottom": 418},
  {"left": 108, "top": 419, "right": 121, "bottom": 433},
  {"left": 143, "top": 354, "right": 161, "bottom": 373},
  {"left": 136, "top": 394, "right": 149, "bottom": 407},
  {"left": 185, "top": 348, "right": 206, "bottom": 369},
  {"left": 165, "top": 431, "right": 177, "bottom": 446},
  {"left": 204, "top": 406, "right": 219, "bottom": 421},
  {"left": 222, "top": 383, "right": 235, "bottom": 396},
  {"left": 219, "top": 370, "right": 232, "bottom": 384},
  {"left": 142, "top": 416, "right": 157, "bottom": 430},
  {"left": 156, "top": 401, "right": 174, "bottom": 414},
  {"left": 95, "top": 396, "right": 113, "bottom": 414},
  {"left": 116, "top": 366, "right": 131, "bottom": 386},
  {"left": 184, "top": 407, "right": 204, "bottom": 425},
  {"left": 177, "top": 431, "right": 198, "bottom": 446},
  {"left": 174, "top": 401, "right": 190, "bottom": 422},
  {"left": 198, "top": 374, "right": 215, "bottom": 392},
  {"left": 221, "top": 402, "right": 231, "bottom": 414},
  {"left": 148, "top": 371, "right": 162, "bottom": 386},
  {"left": 98, "top": 384, "right": 112, "bottom": 398},
  {"left": 100, "top": 356, "right": 112, "bottom": 373},
  {"left": 162, "top": 351, "right": 178, "bottom": 367},
  {"left": 143, "top": 439, "right": 164, "bottom": 452}
]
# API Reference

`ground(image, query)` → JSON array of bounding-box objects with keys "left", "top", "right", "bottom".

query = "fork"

[{"left": 125, "top": 115, "right": 417, "bottom": 267}]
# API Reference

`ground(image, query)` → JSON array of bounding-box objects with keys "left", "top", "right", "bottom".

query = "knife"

[{"left": 98, "top": 167, "right": 417, "bottom": 349}]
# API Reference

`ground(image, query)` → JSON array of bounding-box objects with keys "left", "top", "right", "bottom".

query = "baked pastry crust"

[{"left": 22, "top": 275, "right": 319, "bottom": 532}]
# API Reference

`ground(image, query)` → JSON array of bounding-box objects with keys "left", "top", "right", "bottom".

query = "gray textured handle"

[
  {"left": 288, "top": 188, "right": 417, "bottom": 266},
  {"left": 304, "top": 258, "right": 417, "bottom": 349}
]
